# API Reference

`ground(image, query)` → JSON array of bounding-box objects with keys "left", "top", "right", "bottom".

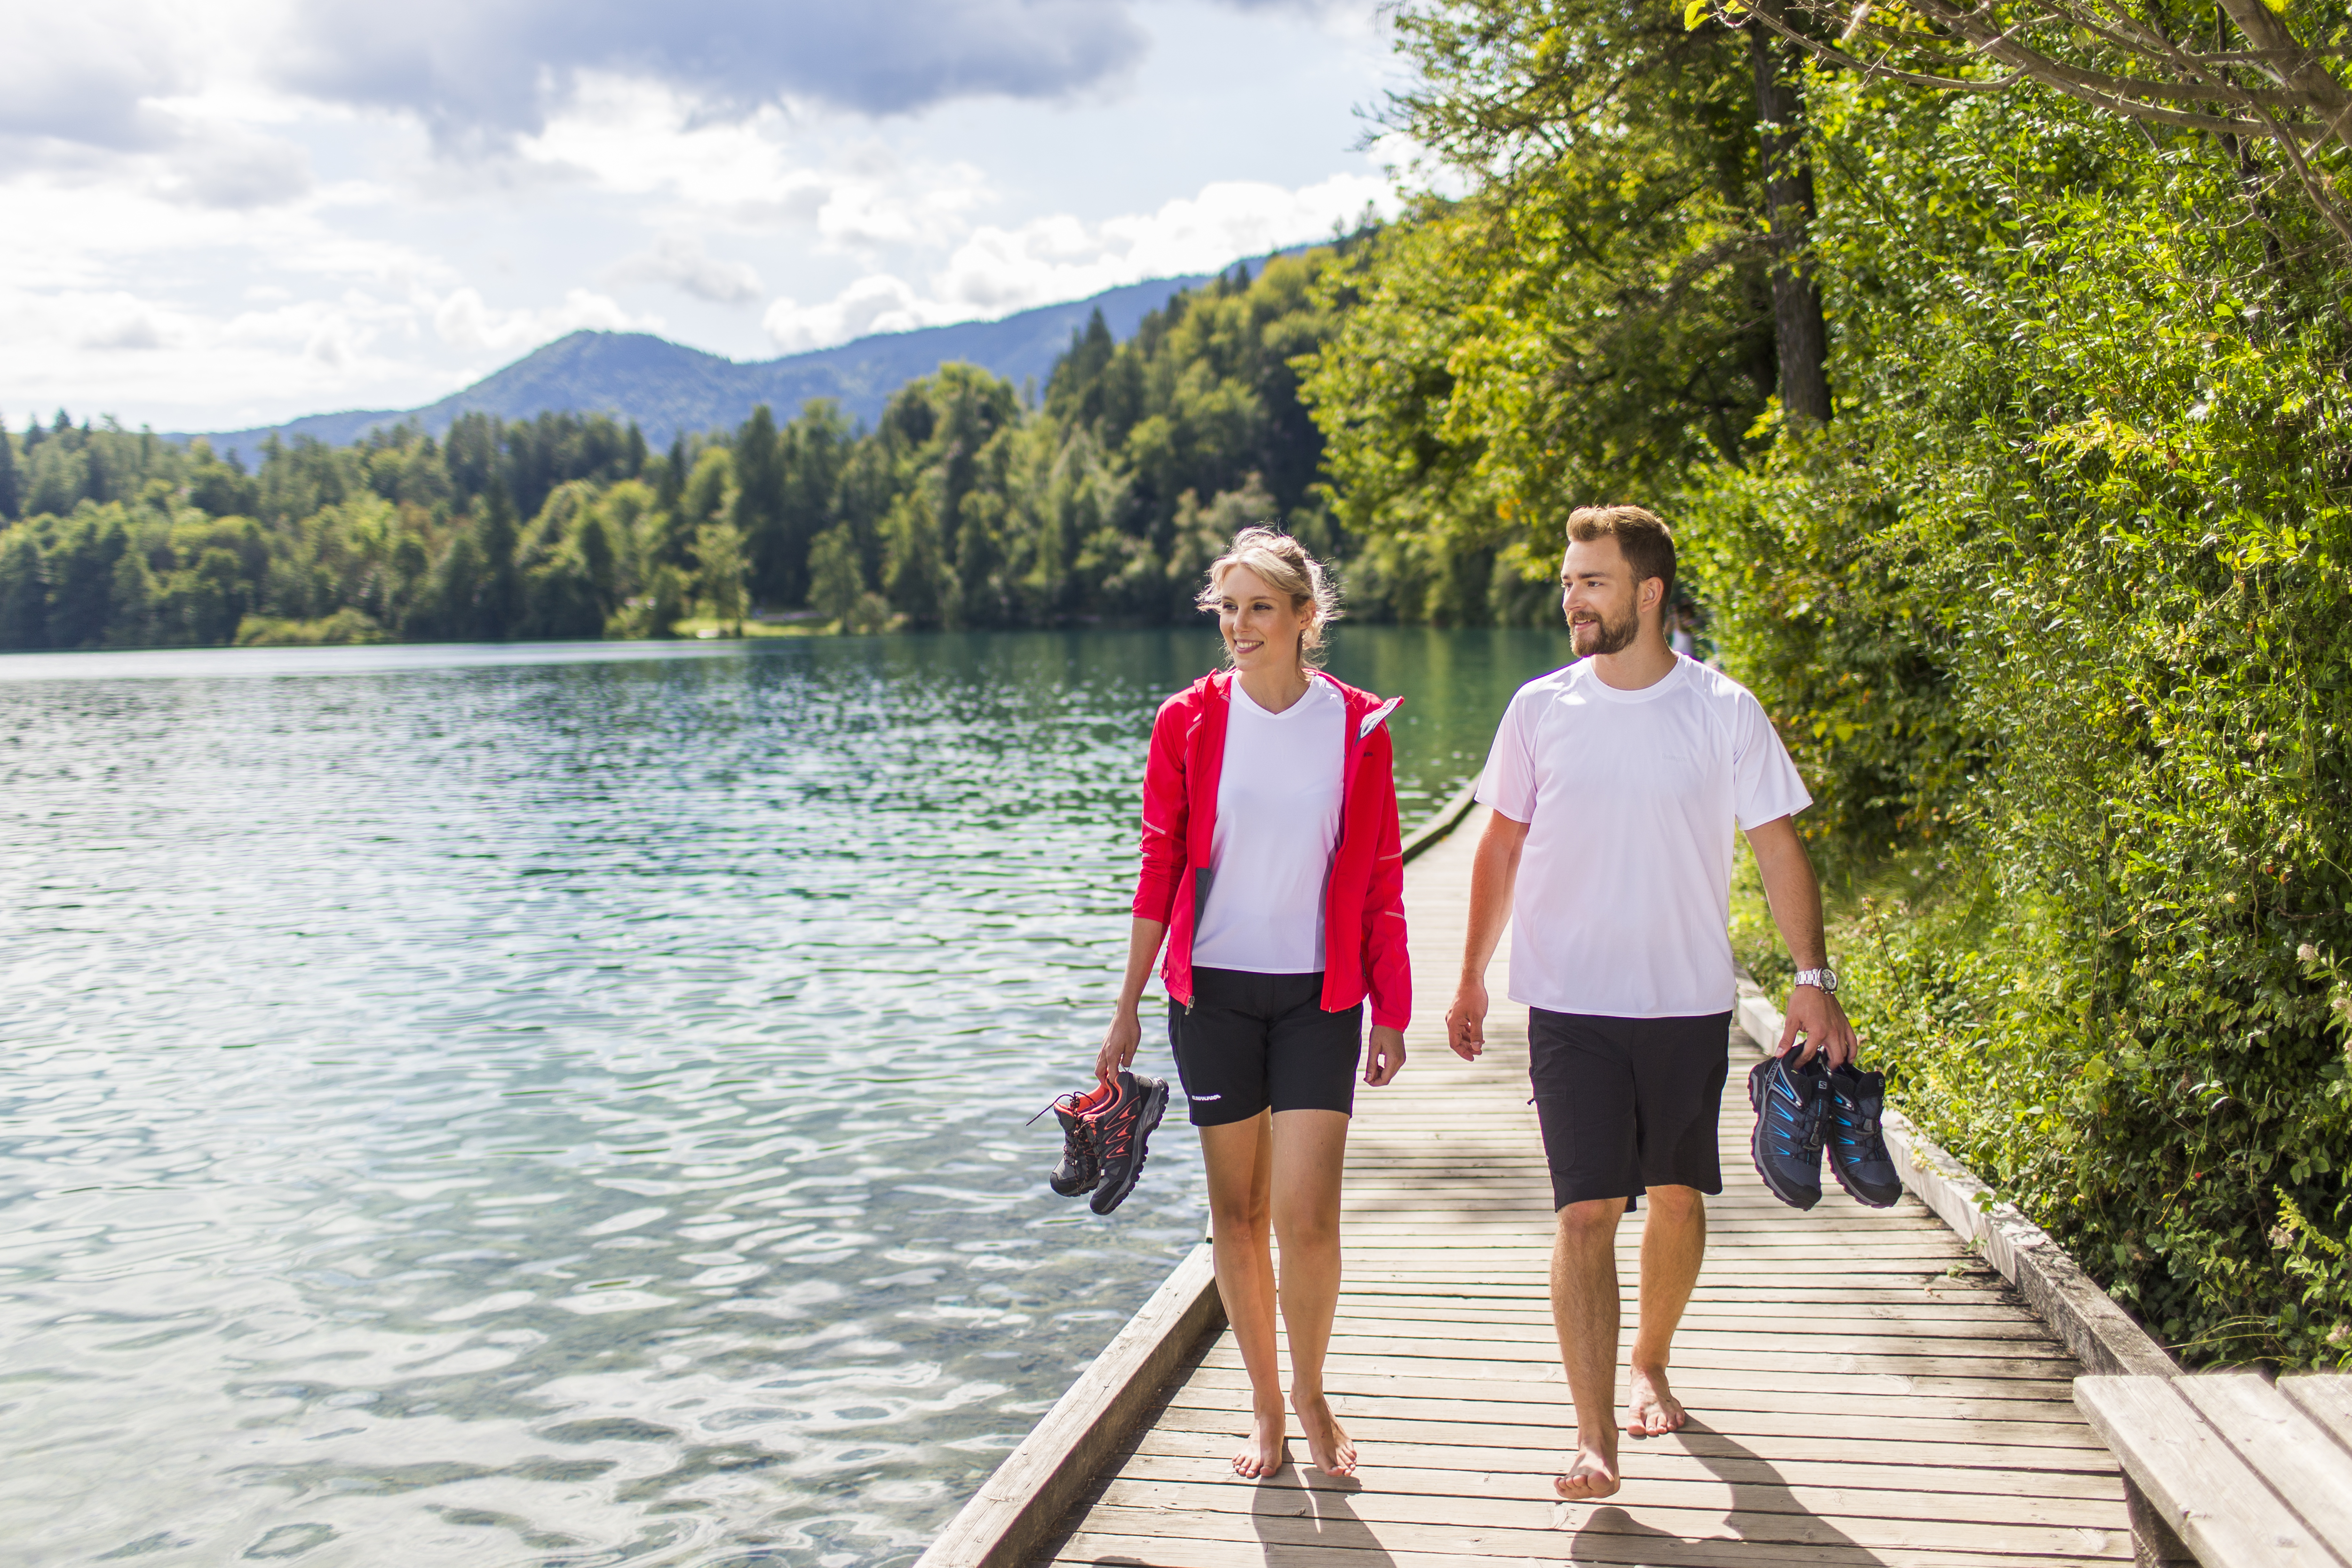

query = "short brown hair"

[{"left": 1567, "top": 505, "right": 1675, "bottom": 624}]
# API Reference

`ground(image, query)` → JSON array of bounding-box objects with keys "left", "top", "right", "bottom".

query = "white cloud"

[
  {"left": 760, "top": 172, "right": 1395, "bottom": 352},
  {"left": 603, "top": 236, "right": 763, "bottom": 305},
  {"left": 432, "top": 287, "right": 656, "bottom": 354}
]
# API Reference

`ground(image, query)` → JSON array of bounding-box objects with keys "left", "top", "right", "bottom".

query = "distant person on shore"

[
  {"left": 1446, "top": 505, "right": 1856, "bottom": 1502},
  {"left": 1096, "top": 527, "right": 1411, "bottom": 1479}
]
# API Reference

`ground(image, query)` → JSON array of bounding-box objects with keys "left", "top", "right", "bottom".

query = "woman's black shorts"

[
  {"left": 1167, "top": 967, "right": 1362, "bottom": 1127},
  {"left": 1528, "top": 1008, "right": 1734, "bottom": 1210}
]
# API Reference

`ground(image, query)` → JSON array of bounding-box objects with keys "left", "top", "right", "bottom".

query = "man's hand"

[
  {"left": 1778, "top": 984, "right": 1858, "bottom": 1070},
  {"left": 1096, "top": 1006, "right": 1140, "bottom": 1083},
  {"left": 1364, "top": 1025, "right": 1407, "bottom": 1086},
  {"left": 1446, "top": 978, "right": 1488, "bottom": 1061}
]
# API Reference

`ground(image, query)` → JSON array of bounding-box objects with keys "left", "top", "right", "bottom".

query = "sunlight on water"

[{"left": 0, "top": 627, "right": 1569, "bottom": 1568}]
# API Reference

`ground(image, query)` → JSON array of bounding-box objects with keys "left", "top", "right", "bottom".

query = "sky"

[{"left": 1, "top": 0, "right": 1409, "bottom": 435}]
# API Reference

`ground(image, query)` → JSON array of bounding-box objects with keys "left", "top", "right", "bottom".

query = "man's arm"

[
  {"left": 1743, "top": 814, "right": 1858, "bottom": 1068},
  {"left": 1446, "top": 810, "right": 1528, "bottom": 1061}
]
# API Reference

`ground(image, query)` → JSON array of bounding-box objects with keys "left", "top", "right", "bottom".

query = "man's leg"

[
  {"left": 1628, "top": 1183, "right": 1705, "bottom": 1436},
  {"left": 1551, "top": 1195, "right": 1627, "bottom": 1500}
]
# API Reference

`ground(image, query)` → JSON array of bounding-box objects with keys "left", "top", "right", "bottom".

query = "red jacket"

[{"left": 1129, "top": 669, "right": 1411, "bottom": 1029}]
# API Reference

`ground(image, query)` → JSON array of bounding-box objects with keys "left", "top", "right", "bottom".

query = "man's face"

[{"left": 1560, "top": 536, "right": 1645, "bottom": 657}]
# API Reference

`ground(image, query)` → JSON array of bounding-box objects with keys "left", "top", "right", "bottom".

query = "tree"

[
  {"left": 0, "top": 533, "right": 45, "bottom": 648},
  {"left": 1721, "top": 0, "right": 2352, "bottom": 246},
  {"left": 730, "top": 404, "right": 789, "bottom": 604},
  {"left": 692, "top": 519, "right": 750, "bottom": 636},
  {"left": 0, "top": 426, "right": 19, "bottom": 520}
]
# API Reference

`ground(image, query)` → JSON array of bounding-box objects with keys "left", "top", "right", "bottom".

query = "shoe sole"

[
  {"left": 1048, "top": 1170, "right": 1100, "bottom": 1198},
  {"left": 1090, "top": 1078, "right": 1168, "bottom": 1216},
  {"left": 1828, "top": 1156, "right": 1900, "bottom": 1208},
  {"left": 1748, "top": 1060, "right": 1822, "bottom": 1211}
]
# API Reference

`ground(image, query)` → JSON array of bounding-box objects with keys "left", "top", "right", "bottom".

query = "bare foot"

[
  {"left": 1290, "top": 1391, "right": 1358, "bottom": 1477},
  {"left": 1625, "top": 1364, "right": 1686, "bottom": 1437},
  {"left": 1232, "top": 1408, "right": 1287, "bottom": 1478},
  {"left": 1553, "top": 1439, "right": 1621, "bottom": 1501}
]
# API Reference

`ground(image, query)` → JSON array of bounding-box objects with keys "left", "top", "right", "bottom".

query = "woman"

[{"left": 1097, "top": 526, "right": 1410, "bottom": 1479}]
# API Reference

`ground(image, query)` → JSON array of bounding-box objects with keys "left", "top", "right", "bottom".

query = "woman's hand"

[
  {"left": 1363, "top": 1025, "right": 1406, "bottom": 1087},
  {"left": 1096, "top": 1004, "right": 1141, "bottom": 1083}
]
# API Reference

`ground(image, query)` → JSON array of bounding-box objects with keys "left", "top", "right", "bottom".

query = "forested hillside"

[{"left": 0, "top": 250, "right": 1350, "bottom": 649}]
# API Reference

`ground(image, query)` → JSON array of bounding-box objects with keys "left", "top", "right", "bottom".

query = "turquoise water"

[{"left": 0, "top": 627, "right": 1573, "bottom": 1568}]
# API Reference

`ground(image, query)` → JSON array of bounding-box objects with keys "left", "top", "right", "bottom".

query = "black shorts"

[
  {"left": 1528, "top": 1009, "right": 1733, "bottom": 1210},
  {"left": 1167, "top": 968, "right": 1362, "bottom": 1127}
]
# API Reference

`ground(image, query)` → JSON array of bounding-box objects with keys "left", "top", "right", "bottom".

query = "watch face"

[{"left": 1820, "top": 965, "right": 1840, "bottom": 993}]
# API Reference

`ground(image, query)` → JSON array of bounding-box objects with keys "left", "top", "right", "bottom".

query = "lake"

[{"left": 0, "top": 627, "right": 1573, "bottom": 1568}]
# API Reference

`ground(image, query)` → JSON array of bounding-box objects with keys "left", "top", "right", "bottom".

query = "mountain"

[{"left": 182, "top": 267, "right": 1255, "bottom": 465}]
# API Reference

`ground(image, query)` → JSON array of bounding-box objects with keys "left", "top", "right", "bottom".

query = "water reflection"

[{"left": 0, "top": 627, "right": 1571, "bottom": 1567}]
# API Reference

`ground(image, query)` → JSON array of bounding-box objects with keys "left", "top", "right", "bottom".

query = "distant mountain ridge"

[{"left": 181, "top": 262, "right": 1287, "bottom": 466}]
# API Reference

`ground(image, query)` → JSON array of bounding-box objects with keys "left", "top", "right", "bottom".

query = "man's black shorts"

[
  {"left": 1167, "top": 968, "right": 1362, "bottom": 1127},
  {"left": 1527, "top": 1008, "right": 1733, "bottom": 1210}
]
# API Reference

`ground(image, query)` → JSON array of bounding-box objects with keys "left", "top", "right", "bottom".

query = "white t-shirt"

[
  {"left": 1475, "top": 654, "right": 1811, "bottom": 1017},
  {"left": 1192, "top": 676, "right": 1346, "bottom": 974}
]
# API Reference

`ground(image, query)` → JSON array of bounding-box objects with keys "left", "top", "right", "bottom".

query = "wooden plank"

[
  {"left": 2172, "top": 1373, "right": 2352, "bottom": 1554},
  {"left": 2073, "top": 1376, "right": 2343, "bottom": 1568},
  {"left": 2280, "top": 1372, "right": 2352, "bottom": 1458},
  {"left": 1066, "top": 1488, "right": 2129, "bottom": 1560},
  {"left": 1044, "top": 1525, "right": 2119, "bottom": 1568},
  {"left": 1127, "top": 1420, "right": 2128, "bottom": 1491},
  {"left": 1098, "top": 1448, "right": 2127, "bottom": 1527}
]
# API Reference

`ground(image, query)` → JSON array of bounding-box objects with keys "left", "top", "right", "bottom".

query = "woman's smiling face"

[{"left": 1216, "top": 564, "right": 1311, "bottom": 672}]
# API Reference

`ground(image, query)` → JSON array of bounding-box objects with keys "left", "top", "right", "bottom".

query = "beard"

[{"left": 1569, "top": 602, "right": 1639, "bottom": 657}]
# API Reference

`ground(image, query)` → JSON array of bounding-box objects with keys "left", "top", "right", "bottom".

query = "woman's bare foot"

[
  {"left": 1290, "top": 1391, "right": 1357, "bottom": 1476},
  {"left": 1553, "top": 1440, "right": 1620, "bottom": 1501},
  {"left": 1625, "top": 1364, "right": 1686, "bottom": 1437},
  {"left": 1233, "top": 1407, "right": 1287, "bottom": 1478}
]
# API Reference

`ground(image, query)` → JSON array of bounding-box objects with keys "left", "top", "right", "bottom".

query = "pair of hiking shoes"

[
  {"left": 1041, "top": 1067, "right": 1168, "bottom": 1215},
  {"left": 1748, "top": 1051, "right": 1903, "bottom": 1210}
]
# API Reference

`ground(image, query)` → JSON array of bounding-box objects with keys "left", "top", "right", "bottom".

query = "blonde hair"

[{"left": 1197, "top": 526, "right": 1342, "bottom": 669}]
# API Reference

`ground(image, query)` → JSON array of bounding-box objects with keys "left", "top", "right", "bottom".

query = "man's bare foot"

[
  {"left": 1233, "top": 1408, "right": 1287, "bottom": 1478},
  {"left": 1625, "top": 1364, "right": 1686, "bottom": 1437},
  {"left": 1553, "top": 1441, "right": 1620, "bottom": 1501},
  {"left": 1290, "top": 1391, "right": 1357, "bottom": 1477}
]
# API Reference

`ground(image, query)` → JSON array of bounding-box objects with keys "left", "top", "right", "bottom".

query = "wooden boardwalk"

[{"left": 1031, "top": 807, "right": 2132, "bottom": 1568}]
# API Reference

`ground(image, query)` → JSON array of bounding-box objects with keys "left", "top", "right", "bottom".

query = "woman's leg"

[
  {"left": 1200, "top": 1111, "right": 1282, "bottom": 1476},
  {"left": 1270, "top": 1106, "right": 1355, "bottom": 1475}
]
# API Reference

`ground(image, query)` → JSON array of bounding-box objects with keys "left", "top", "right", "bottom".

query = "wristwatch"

[{"left": 1793, "top": 965, "right": 1840, "bottom": 995}]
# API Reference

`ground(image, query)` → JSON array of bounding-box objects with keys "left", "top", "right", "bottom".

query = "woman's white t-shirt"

[
  {"left": 1475, "top": 654, "right": 1812, "bottom": 1017},
  {"left": 1191, "top": 676, "right": 1346, "bottom": 974}
]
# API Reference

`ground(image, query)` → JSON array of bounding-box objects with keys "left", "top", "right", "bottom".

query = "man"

[{"left": 1446, "top": 504, "right": 1857, "bottom": 1502}]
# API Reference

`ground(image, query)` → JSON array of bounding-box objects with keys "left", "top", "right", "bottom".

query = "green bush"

[{"left": 1691, "top": 81, "right": 2352, "bottom": 1364}]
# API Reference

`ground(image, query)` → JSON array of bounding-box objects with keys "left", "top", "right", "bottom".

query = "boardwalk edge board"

[
  {"left": 1734, "top": 978, "right": 2176, "bottom": 1381},
  {"left": 916, "top": 788, "right": 1478, "bottom": 1568},
  {"left": 915, "top": 1242, "right": 1226, "bottom": 1568}
]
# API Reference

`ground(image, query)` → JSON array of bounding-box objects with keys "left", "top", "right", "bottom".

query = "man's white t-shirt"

[
  {"left": 1192, "top": 677, "right": 1346, "bottom": 974},
  {"left": 1475, "top": 654, "right": 1811, "bottom": 1018}
]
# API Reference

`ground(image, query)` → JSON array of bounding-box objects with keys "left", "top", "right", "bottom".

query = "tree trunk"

[{"left": 1750, "top": 1, "right": 1833, "bottom": 424}]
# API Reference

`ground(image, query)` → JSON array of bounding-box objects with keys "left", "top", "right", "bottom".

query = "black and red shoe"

[
  {"left": 1088, "top": 1068, "right": 1168, "bottom": 1216},
  {"left": 1043, "top": 1078, "right": 1118, "bottom": 1197}
]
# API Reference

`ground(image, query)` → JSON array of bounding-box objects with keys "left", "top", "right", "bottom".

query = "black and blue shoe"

[
  {"left": 1827, "top": 1063, "right": 1903, "bottom": 1208},
  {"left": 1748, "top": 1051, "right": 1831, "bottom": 1210}
]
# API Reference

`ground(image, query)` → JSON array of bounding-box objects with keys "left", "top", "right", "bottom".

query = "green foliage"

[
  {"left": 1302, "top": 0, "right": 1782, "bottom": 624},
  {"left": 1693, "top": 80, "right": 2352, "bottom": 1363}
]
